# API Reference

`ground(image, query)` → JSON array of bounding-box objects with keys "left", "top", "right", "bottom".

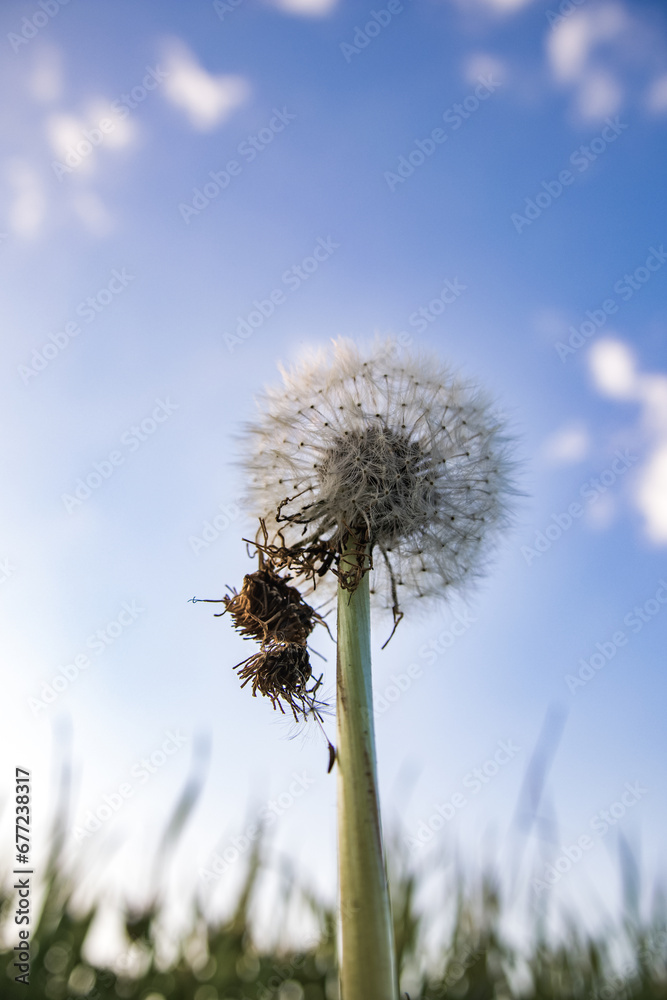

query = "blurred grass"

[
  {"left": 1, "top": 826, "right": 666, "bottom": 1000},
  {"left": 2, "top": 740, "right": 666, "bottom": 999}
]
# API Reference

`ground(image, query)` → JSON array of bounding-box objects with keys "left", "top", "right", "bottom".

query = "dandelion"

[
  {"left": 231, "top": 337, "right": 516, "bottom": 1000},
  {"left": 244, "top": 338, "right": 515, "bottom": 618}
]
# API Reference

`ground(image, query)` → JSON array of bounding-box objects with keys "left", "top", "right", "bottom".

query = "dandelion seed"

[{"left": 242, "top": 336, "right": 517, "bottom": 618}]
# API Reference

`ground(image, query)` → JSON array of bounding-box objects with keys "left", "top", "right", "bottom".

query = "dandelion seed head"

[{"left": 242, "top": 337, "right": 517, "bottom": 613}]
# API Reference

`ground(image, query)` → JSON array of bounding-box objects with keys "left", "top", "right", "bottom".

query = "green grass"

[{"left": 2, "top": 824, "right": 666, "bottom": 1000}]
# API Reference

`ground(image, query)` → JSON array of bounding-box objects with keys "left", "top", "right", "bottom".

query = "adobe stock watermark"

[
  {"left": 405, "top": 739, "right": 522, "bottom": 853},
  {"left": 375, "top": 605, "right": 477, "bottom": 717},
  {"left": 179, "top": 107, "right": 296, "bottom": 224},
  {"left": 189, "top": 500, "right": 242, "bottom": 554},
  {"left": 0, "top": 558, "right": 15, "bottom": 586},
  {"left": 545, "top": 0, "right": 587, "bottom": 27},
  {"left": 61, "top": 397, "right": 179, "bottom": 513},
  {"left": 520, "top": 448, "right": 638, "bottom": 565},
  {"left": 8, "top": 0, "right": 71, "bottom": 55},
  {"left": 392, "top": 276, "right": 468, "bottom": 350},
  {"left": 421, "top": 944, "right": 487, "bottom": 1000},
  {"left": 199, "top": 771, "right": 316, "bottom": 882},
  {"left": 71, "top": 730, "right": 190, "bottom": 841},
  {"left": 365, "top": 275, "right": 469, "bottom": 360},
  {"left": 590, "top": 930, "right": 667, "bottom": 1000},
  {"left": 565, "top": 579, "right": 667, "bottom": 695},
  {"left": 242, "top": 943, "right": 319, "bottom": 1000},
  {"left": 18, "top": 268, "right": 135, "bottom": 385},
  {"left": 224, "top": 236, "right": 340, "bottom": 352},
  {"left": 555, "top": 245, "right": 667, "bottom": 361},
  {"left": 384, "top": 75, "right": 501, "bottom": 192},
  {"left": 532, "top": 781, "right": 649, "bottom": 895},
  {"left": 28, "top": 600, "right": 145, "bottom": 715},
  {"left": 439, "top": 945, "right": 487, "bottom": 997},
  {"left": 213, "top": 0, "right": 244, "bottom": 19},
  {"left": 52, "top": 66, "right": 169, "bottom": 180},
  {"left": 511, "top": 117, "right": 628, "bottom": 233},
  {"left": 339, "top": 0, "right": 405, "bottom": 63}
]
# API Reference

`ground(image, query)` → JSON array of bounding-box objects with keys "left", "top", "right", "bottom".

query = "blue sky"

[{"left": 1, "top": 0, "right": 666, "bottom": 961}]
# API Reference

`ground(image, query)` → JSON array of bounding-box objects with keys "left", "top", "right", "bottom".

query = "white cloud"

[
  {"left": 28, "top": 44, "right": 63, "bottom": 104},
  {"left": 547, "top": 0, "right": 667, "bottom": 121},
  {"left": 46, "top": 104, "right": 137, "bottom": 174},
  {"left": 452, "top": 0, "right": 534, "bottom": 12},
  {"left": 266, "top": 0, "right": 338, "bottom": 14},
  {"left": 6, "top": 159, "right": 46, "bottom": 238},
  {"left": 546, "top": 2, "right": 667, "bottom": 122},
  {"left": 160, "top": 39, "right": 249, "bottom": 131},
  {"left": 589, "top": 339, "right": 638, "bottom": 399},
  {"left": 645, "top": 73, "right": 667, "bottom": 115},
  {"left": 548, "top": 12, "right": 593, "bottom": 83},
  {"left": 86, "top": 100, "right": 137, "bottom": 150},
  {"left": 547, "top": 4, "right": 629, "bottom": 120},
  {"left": 37, "top": 100, "right": 132, "bottom": 238},
  {"left": 637, "top": 444, "right": 667, "bottom": 543},
  {"left": 585, "top": 491, "right": 617, "bottom": 530},
  {"left": 588, "top": 338, "right": 667, "bottom": 545},
  {"left": 464, "top": 53, "right": 509, "bottom": 87},
  {"left": 47, "top": 112, "right": 87, "bottom": 159},
  {"left": 575, "top": 69, "right": 622, "bottom": 119},
  {"left": 542, "top": 422, "right": 590, "bottom": 464},
  {"left": 639, "top": 374, "right": 667, "bottom": 436},
  {"left": 71, "top": 192, "right": 115, "bottom": 237}
]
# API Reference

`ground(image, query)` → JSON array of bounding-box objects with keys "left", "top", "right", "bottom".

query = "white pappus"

[{"left": 242, "top": 336, "right": 518, "bottom": 615}]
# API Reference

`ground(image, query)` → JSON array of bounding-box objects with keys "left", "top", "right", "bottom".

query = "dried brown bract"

[
  {"left": 244, "top": 518, "right": 339, "bottom": 590},
  {"left": 225, "top": 562, "right": 329, "bottom": 722},
  {"left": 234, "top": 638, "right": 324, "bottom": 722},
  {"left": 192, "top": 557, "right": 330, "bottom": 724},
  {"left": 247, "top": 517, "right": 373, "bottom": 597},
  {"left": 248, "top": 519, "right": 401, "bottom": 644},
  {"left": 223, "top": 563, "right": 325, "bottom": 646}
]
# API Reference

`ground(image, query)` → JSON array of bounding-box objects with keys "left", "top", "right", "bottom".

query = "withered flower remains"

[{"left": 222, "top": 560, "right": 328, "bottom": 722}]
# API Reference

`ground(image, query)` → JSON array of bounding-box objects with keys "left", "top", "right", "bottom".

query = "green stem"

[{"left": 336, "top": 539, "right": 398, "bottom": 1000}]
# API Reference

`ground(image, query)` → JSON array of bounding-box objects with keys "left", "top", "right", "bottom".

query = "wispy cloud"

[
  {"left": 451, "top": 0, "right": 535, "bottom": 13},
  {"left": 645, "top": 73, "right": 667, "bottom": 115},
  {"left": 6, "top": 159, "right": 46, "bottom": 238},
  {"left": 589, "top": 338, "right": 667, "bottom": 544},
  {"left": 546, "top": 1, "right": 667, "bottom": 122},
  {"left": 589, "top": 338, "right": 637, "bottom": 400},
  {"left": 160, "top": 39, "right": 249, "bottom": 131},
  {"left": 542, "top": 422, "right": 591, "bottom": 465},
  {"left": 71, "top": 191, "right": 115, "bottom": 237},
  {"left": 464, "top": 52, "right": 509, "bottom": 86},
  {"left": 265, "top": 0, "right": 339, "bottom": 16},
  {"left": 547, "top": 3, "right": 627, "bottom": 118},
  {"left": 27, "top": 43, "right": 63, "bottom": 104}
]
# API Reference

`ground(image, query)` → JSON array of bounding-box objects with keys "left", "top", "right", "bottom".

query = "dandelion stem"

[{"left": 337, "top": 537, "right": 398, "bottom": 1000}]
